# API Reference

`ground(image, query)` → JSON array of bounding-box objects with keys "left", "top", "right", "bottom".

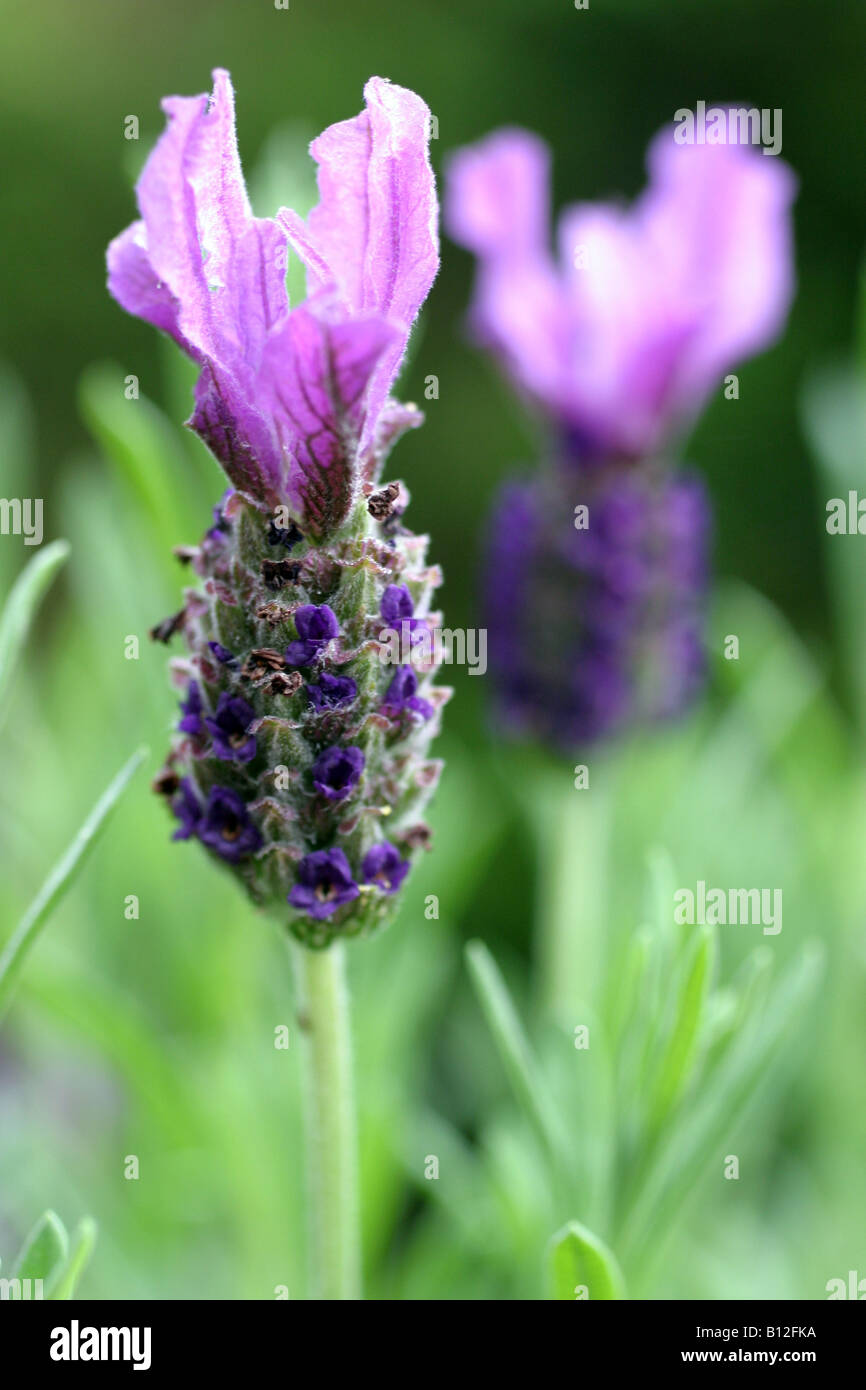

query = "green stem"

[
  {"left": 532, "top": 757, "right": 614, "bottom": 1025},
  {"left": 290, "top": 940, "right": 361, "bottom": 1300}
]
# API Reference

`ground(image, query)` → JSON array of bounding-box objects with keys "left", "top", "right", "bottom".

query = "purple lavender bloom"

[
  {"left": 208, "top": 640, "right": 238, "bottom": 667},
  {"left": 448, "top": 119, "right": 794, "bottom": 750},
  {"left": 446, "top": 121, "right": 795, "bottom": 458},
  {"left": 485, "top": 471, "right": 710, "bottom": 746},
  {"left": 285, "top": 604, "right": 340, "bottom": 667},
  {"left": 362, "top": 842, "right": 409, "bottom": 895},
  {"left": 380, "top": 584, "right": 427, "bottom": 645},
  {"left": 383, "top": 666, "right": 434, "bottom": 721},
  {"left": 198, "top": 786, "right": 263, "bottom": 862},
  {"left": 107, "top": 70, "right": 438, "bottom": 539},
  {"left": 311, "top": 745, "right": 365, "bottom": 800},
  {"left": 307, "top": 671, "right": 358, "bottom": 710},
  {"left": 205, "top": 692, "right": 257, "bottom": 762},
  {"left": 289, "top": 848, "right": 360, "bottom": 919},
  {"left": 171, "top": 778, "right": 202, "bottom": 840},
  {"left": 111, "top": 73, "right": 446, "bottom": 947},
  {"left": 178, "top": 681, "right": 204, "bottom": 736}
]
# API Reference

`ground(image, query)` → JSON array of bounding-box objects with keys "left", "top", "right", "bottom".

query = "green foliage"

[
  {"left": 1, "top": 1210, "right": 96, "bottom": 1300},
  {"left": 548, "top": 1221, "right": 626, "bottom": 1301}
]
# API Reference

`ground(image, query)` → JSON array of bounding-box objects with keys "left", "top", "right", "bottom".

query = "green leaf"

[
  {"left": 47, "top": 1218, "right": 98, "bottom": 1300},
  {"left": 78, "top": 361, "right": 199, "bottom": 547},
  {"left": 619, "top": 943, "right": 823, "bottom": 1273},
  {"left": 547, "top": 1220, "right": 626, "bottom": 1300},
  {"left": 647, "top": 922, "right": 716, "bottom": 1132},
  {"left": 0, "top": 745, "right": 147, "bottom": 1022},
  {"left": 0, "top": 539, "right": 70, "bottom": 731},
  {"left": 465, "top": 941, "right": 563, "bottom": 1171},
  {"left": 11, "top": 1210, "right": 68, "bottom": 1283}
]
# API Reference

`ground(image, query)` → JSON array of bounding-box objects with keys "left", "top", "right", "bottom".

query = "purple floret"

[
  {"left": 171, "top": 778, "right": 202, "bottom": 840},
  {"left": 311, "top": 745, "right": 365, "bottom": 800},
  {"left": 383, "top": 666, "right": 434, "bottom": 720},
  {"left": 380, "top": 584, "right": 428, "bottom": 645},
  {"left": 307, "top": 671, "right": 358, "bottom": 710},
  {"left": 285, "top": 604, "right": 339, "bottom": 667},
  {"left": 289, "top": 848, "right": 360, "bottom": 919},
  {"left": 205, "top": 692, "right": 257, "bottom": 762},
  {"left": 178, "top": 681, "right": 204, "bottom": 736},
  {"left": 208, "top": 640, "right": 238, "bottom": 667},
  {"left": 198, "top": 786, "right": 263, "bottom": 862},
  {"left": 362, "top": 841, "right": 409, "bottom": 894}
]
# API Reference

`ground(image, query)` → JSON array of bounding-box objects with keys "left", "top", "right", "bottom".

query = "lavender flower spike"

[
  {"left": 447, "top": 119, "right": 795, "bottom": 747},
  {"left": 112, "top": 73, "right": 449, "bottom": 946}
]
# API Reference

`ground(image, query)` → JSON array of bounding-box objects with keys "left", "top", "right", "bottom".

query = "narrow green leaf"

[
  {"left": 0, "top": 746, "right": 147, "bottom": 1022},
  {"left": 647, "top": 922, "right": 716, "bottom": 1131},
  {"left": 47, "top": 1218, "right": 98, "bottom": 1300},
  {"left": 0, "top": 539, "right": 70, "bottom": 730},
  {"left": 620, "top": 943, "right": 823, "bottom": 1271},
  {"left": 465, "top": 940, "right": 562, "bottom": 1169},
  {"left": 547, "top": 1220, "right": 626, "bottom": 1300},
  {"left": 11, "top": 1210, "right": 68, "bottom": 1283},
  {"left": 78, "top": 361, "right": 198, "bottom": 544}
]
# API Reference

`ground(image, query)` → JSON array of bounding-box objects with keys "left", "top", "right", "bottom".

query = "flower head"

[
  {"left": 116, "top": 74, "right": 447, "bottom": 946},
  {"left": 108, "top": 69, "right": 438, "bottom": 538},
  {"left": 446, "top": 120, "right": 795, "bottom": 458}
]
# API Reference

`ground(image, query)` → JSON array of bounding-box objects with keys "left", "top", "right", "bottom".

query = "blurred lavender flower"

[
  {"left": 447, "top": 120, "right": 795, "bottom": 745},
  {"left": 109, "top": 70, "right": 448, "bottom": 944}
]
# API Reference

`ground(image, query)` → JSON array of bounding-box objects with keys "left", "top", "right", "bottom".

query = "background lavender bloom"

[
  {"left": 447, "top": 120, "right": 794, "bottom": 747},
  {"left": 446, "top": 120, "right": 796, "bottom": 459},
  {"left": 486, "top": 469, "right": 710, "bottom": 746}
]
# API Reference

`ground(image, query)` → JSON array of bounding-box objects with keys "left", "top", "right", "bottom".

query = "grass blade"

[
  {"left": 0, "top": 539, "right": 70, "bottom": 730},
  {"left": 0, "top": 746, "right": 147, "bottom": 1022}
]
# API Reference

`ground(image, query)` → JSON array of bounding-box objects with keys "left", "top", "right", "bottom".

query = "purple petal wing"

[
  {"left": 259, "top": 301, "right": 398, "bottom": 538},
  {"left": 445, "top": 126, "right": 550, "bottom": 263}
]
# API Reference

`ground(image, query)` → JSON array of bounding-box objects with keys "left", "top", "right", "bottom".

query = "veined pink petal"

[
  {"left": 283, "top": 77, "right": 438, "bottom": 324},
  {"left": 259, "top": 301, "right": 399, "bottom": 538}
]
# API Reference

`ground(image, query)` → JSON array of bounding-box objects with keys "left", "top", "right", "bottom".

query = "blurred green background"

[{"left": 1, "top": 0, "right": 865, "bottom": 1299}]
